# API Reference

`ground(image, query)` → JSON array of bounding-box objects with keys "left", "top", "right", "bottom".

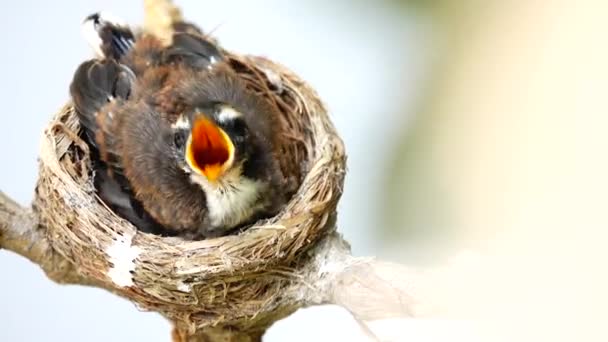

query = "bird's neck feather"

[{"left": 189, "top": 166, "right": 267, "bottom": 229}]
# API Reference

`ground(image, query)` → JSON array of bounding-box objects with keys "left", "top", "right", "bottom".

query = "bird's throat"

[{"left": 186, "top": 117, "right": 234, "bottom": 182}]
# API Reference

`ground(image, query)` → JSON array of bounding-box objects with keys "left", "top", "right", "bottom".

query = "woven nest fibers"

[{"left": 33, "top": 53, "right": 346, "bottom": 329}]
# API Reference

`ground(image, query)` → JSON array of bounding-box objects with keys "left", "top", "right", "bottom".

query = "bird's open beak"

[{"left": 186, "top": 116, "right": 234, "bottom": 182}]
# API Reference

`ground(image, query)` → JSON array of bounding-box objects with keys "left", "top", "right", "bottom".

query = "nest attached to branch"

[{"left": 33, "top": 52, "right": 346, "bottom": 331}]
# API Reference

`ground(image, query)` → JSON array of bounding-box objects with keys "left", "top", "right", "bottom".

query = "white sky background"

[{"left": 0, "top": 1, "right": 432, "bottom": 341}]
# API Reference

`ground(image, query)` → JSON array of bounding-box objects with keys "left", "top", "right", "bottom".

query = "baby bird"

[{"left": 70, "top": 12, "right": 291, "bottom": 237}]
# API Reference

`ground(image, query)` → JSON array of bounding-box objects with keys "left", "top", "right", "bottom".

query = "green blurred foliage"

[
  {"left": 389, "top": 0, "right": 444, "bottom": 11},
  {"left": 377, "top": 0, "right": 462, "bottom": 256}
]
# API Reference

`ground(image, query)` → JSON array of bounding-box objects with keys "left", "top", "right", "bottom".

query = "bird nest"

[{"left": 33, "top": 52, "right": 346, "bottom": 331}]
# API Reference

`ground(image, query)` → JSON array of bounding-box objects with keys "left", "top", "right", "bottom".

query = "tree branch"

[
  {"left": 293, "top": 233, "right": 437, "bottom": 321},
  {"left": 0, "top": 190, "right": 97, "bottom": 286}
]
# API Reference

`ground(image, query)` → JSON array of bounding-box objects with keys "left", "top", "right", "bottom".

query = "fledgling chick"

[{"left": 70, "top": 12, "right": 291, "bottom": 237}]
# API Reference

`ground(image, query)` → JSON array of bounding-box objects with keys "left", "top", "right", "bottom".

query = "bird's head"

[
  {"left": 172, "top": 104, "right": 257, "bottom": 183},
  {"left": 170, "top": 102, "right": 283, "bottom": 229},
  {"left": 171, "top": 102, "right": 277, "bottom": 188}
]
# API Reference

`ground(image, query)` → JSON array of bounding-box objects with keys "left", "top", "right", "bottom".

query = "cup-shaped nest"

[{"left": 33, "top": 52, "right": 346, "bottom": 331}]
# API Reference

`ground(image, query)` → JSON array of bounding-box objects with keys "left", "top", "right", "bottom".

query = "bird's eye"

[
  {"left": 174, "top": 132, "right": 186, "bottom": 148},
  {"left": 231, "top": 119, "right": 248, "bottom": 138}
]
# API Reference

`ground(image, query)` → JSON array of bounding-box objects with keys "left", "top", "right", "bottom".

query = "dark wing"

[
  {"left": 69, "top": 59, "right": 172, "bottom": 234},
  {"left": 83, "top": 12, "right": 135, "bottom": 59},
  {"left": 69, "top": 59, "right": 134, "bottom": 149},
  {"left": 162, "top": 32, "right": 224, "bottom": 69},
  {"left": 69, "top": 58, "right": 131, "bottom": 190},
  {"left": 172, "top": 20, "right": 204, "bottom": 36}
]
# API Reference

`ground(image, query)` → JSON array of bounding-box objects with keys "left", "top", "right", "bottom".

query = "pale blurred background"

[{"left": 1, "top": 1, "right": 607, "bottom": 341}]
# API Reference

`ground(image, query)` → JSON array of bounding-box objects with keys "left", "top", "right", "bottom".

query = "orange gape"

[{"left": 186, "top": 116, "right": 234, "bottom": 181}]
